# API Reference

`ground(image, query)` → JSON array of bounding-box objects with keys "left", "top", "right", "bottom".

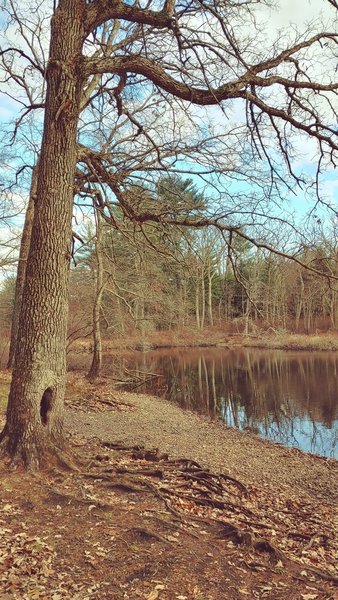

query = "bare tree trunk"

[
  {"left": 223, "top": 254, "right": 231, "bottom": 321},
  {"left": 116, "top": 294, "right": 126, "bottom": 335},
  {"left": 87, "top": 211, "right": 104, "bottom": 380},
  {"left": 195, "top": 278, "right": 201, "bottom": 329},
  {"left": 207, "top": 267, "right": 214, "bottom": 326},
  {"left": 0, "top": 1, "right": 85, "bottom": 468},
  {"left": 7, "top": 164, "right": 37, "bottom": 369},
  {"left": 244, "top": 297, "right": 250, "bottom": 335},
  {"left": 330, "top": 288, "right": 337, "bottom": 328},
  {"left": 295, "top": 272, "right": 304, "bottom": 331},
  {"left": 181, "top": 278, "right": 187, "bottom": 327},
  {"left": 200, "top": 268, "right": 205, "bottom": 329}
]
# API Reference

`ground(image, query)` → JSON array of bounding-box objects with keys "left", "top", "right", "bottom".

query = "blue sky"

[{"left": 0, "top": 0, "right": 337, "bottom": 270}]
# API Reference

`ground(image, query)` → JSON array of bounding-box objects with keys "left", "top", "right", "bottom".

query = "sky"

[
  {"left": 1, "top": 0, "right": 337, "bottom": 119},
  {"left": 0, "top": 0, "right": 337, "bottom": 274}
]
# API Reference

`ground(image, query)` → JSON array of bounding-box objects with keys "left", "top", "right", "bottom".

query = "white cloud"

[
  {"left": 0, "top": 93, "right": 19, "bottom": 122},
  {"left": 322, "top": 178, "right": 338, "bottom": 203},
  {"left": 259, "top": 0, "right": 336, "bottom": 35}
]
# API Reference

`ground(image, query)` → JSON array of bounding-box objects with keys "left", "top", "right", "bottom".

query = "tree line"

[
  {"left": 2, "top": 174, "right": 338, "bottom": 356},
  {"left": 59, "top": 175, "right": 338, "bottom": 348}
]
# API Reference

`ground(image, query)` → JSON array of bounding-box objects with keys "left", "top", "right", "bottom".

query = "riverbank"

[
  {"left": 1, "top": 331, "right": 338, "bottom": 372},
  {"left": 65, "top": 374, "right": 337, "bottom": 503},
  {"left": 0, "top": 372, "right": 337, "bottom": 599},
  {"left": 0, "top": 370, "right": 336, "bottom": 500},
  {"left": 69, "top": 329, "right": 338, "bottom": 353}
]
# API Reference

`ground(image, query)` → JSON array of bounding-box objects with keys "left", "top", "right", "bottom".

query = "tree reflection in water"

[{"left": 104, "top": 348, "right": 337, "bottom": 458}]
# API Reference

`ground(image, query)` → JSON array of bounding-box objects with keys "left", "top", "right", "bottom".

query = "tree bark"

[
  {"left": 7, "top": 164, "right": 38, "bottom": 369},
  {"left": 0, "top": 0, "right": 86, "bottom": 469},
  {"left": 207, "top": 266, "right": 214, "bottom": 326},
  {"left": 195, "top": 276, "right": 201, "bottom": 329},
  {"left": 87, "top": 211, "right": 104, "bottom": 380},
  {"left": 200, "top": 266, "right": 205, "bottom": 329}
]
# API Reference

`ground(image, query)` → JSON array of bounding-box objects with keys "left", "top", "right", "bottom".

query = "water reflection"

[{"left": 102, "top": 348, "right": 337, "bottom": 458}]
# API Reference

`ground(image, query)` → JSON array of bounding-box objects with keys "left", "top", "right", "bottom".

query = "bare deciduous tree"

[{"left": 0, "top": 0, "right": 336, "bottom": 468}]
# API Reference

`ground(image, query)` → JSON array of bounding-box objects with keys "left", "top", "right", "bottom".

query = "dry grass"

[
  {"left": 239, "top": 332, "right": 338, "bottom": 351},
  {"left": 68, "top": 328, "right": 338, "bottom": 353},
  {"left": 68, "top": 327, "right": 227, "bottom": 353},
  {"left": 2, "top": 328, "right": 338, "bottom": 365}
]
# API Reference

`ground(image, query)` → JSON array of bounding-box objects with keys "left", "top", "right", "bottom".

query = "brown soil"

[
  {"left": 65, "top": 376, "right": 337, "bottom": 503},
  {"left": 0, "top": 372, "right": 337, "bottom": 600}
]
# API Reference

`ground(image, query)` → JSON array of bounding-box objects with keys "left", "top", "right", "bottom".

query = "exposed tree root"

[
  {"left": 175, "top": 465, "right": 248, "bottom": 495},
  {"left": 0, "top": 430, "right": 81, "bottom": 472},
  {"left": 219, "top": 472, "right": 248, "bottom": 494},
  {"left": 143, "top": 512, "right": 200, "bottom": 539},
  {"left": 127, "top": 526, "right": 171, "bottom": 544},
  {"left": 177, "top": 470, "right": 225, "bottom": 494},
  {"left": 106, "top": 480, "right": 153, "bottom": 494},
  {"left": 102, "top": 441, "right": 170, "bottom": 461},
  {"left": 132, "top": 449, "right": 170, "bottom": 461},
  {"left": 300, "top": 565, "right": 338, "bottom": 584},
  {"left": 168, "top": 457, "right": 204, "bottom": 469},
  {"left": 43, "top": 483, "right": 113, "bottom": 510},
  {"left": 101, "top": 442, "right": 247, "bottom": 494},
  {"left": 102, "top": 441, "right": 145, "bottom": 452},
  {"left": 115, "top": 466, "right": 164, "bottom": 478},
  {"left": 92, "top": 440, "right": 337, "bottom": 586},
  {"left": 52, "top": 448, "right": 82, "bottom": 471}
]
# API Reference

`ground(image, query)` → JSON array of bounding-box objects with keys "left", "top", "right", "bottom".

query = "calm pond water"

[{"left": 97, "top": 348, "right": 337, "bottom": 458}]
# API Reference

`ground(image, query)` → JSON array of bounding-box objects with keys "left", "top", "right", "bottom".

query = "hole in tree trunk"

[{"left": 40, "top": 388, "right": 54, "bottom": 426}]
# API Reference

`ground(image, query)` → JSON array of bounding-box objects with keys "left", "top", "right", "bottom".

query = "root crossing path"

[{"left": 65, "top": 378, "right": 337, "bottom": 505}]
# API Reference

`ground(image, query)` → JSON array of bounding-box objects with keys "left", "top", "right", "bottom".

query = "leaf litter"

[{"left": 0, "top": 372, "right": 337, "bottom": 599}]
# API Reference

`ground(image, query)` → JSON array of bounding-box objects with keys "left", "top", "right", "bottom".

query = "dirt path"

[{"left": 65, "top": 385, "right": 337, "bottom": 504}]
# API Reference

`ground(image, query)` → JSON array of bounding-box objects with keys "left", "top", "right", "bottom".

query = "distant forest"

[{"left": 2, "top": 176, "right": 337, "bottom": 342}]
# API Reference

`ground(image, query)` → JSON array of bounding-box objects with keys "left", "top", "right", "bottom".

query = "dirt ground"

[
  {"left": 64, "top": 375, "right": 337, "bottom": 503},
  {"left": 0, "top": 372, "right": 337, "bottom": 600}
]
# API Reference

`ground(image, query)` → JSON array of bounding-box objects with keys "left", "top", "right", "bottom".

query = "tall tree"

[
  {"left": 0, "top": 0, "right": 337, "bottom": 468},
  {"left": 86, "top": 207, "right": 106, "bottom": 380},
  {"left": 6, "top": 166, "right": 37, "bottom": 368}
]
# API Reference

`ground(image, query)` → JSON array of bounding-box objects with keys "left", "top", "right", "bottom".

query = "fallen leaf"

[
  {"left": 166, "top": 535, "right": 180, "bottom": 543},
  {"left": 146, "top": 591, "right": 159, "bottom": 600}
]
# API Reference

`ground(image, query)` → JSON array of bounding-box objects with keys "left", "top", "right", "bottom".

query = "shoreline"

[
  {"left": 68, "top": 331, "right": 338, "bottom": 353},
  {"left": 1, "top": 366, "right": 337, "bottom": 465},
  {"left": 65, "top": 376, "right": 338, "bottom": 504},
  {"left": 2, "top": 332, "right": 338, "bottom": 374},
  {"left": 1, "top": 368, "right": 337, "bottom": 497}
]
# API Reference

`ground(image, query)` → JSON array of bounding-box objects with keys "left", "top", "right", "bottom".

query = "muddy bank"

[{"left": 65, "top": 383, "right": 337, "bottom": 504}]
